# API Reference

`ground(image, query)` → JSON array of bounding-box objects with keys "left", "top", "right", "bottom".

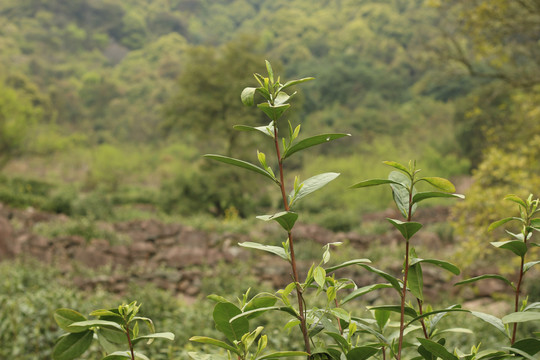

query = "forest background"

[{"left": 1, "top": 0, "right": 539, "bottom": 358}]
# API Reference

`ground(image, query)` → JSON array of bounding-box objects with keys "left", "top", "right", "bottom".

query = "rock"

[{"left": 0, "top": 217, "right": 14, "bottom": 259}]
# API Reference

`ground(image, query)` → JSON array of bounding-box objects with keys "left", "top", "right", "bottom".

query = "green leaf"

[
  {"left": 233, "top": 123, "right": 275, "bottom": 138},
  {"left": 68, "top": 320, "right": 124, "bottom": 332},
  {"left": 256, "top": 211, "right": 298, "bottom": 232},
  {"left": 491, "top": 240, "right": 528, "bottom": 257},
  {"left": 243, "top": 296, "right": 278, "bottom": 319},
  {"left": 531, "top": 218, "right": 540, "bottom": 229},
  {"left": 346, "top": 346, "right": 379, "bottom": 360},
  {"left": 417, "top": 177, "right": 456, "bottom": 192},
  {"left": 265, "top": 60, "right": 274, "bottom": 83},
  {"left": 524, "top": 261, "right": 540, "bottom": 273},
  {"left": 412, "top": 192, "right": 464, "bottom": 204},
  {"left": 239, "top": 242, "right": 290, "bottom": 261},
  {"left": 241, "top": 87, "right": 257, "bottom": 106},
  {"left": 374, "top": 309, "right": 391, "bottom": 330},
  {"left": 89, "top": 309, "right": 122, "bottom": 318},
  {"left": 342, "top": 284, "right": 393, "bottom": 304},
  {"left": 230, "top": 306, "right": 298, "bottom": 322},
  {"left": 325, "top": 259, "right": 371, "bottom": 273},
  {"left": 257, "top": 102, "right": 290, "bottom": 121},
  {"left": 275, "top": 91, "right": 294, "bottom": 105},
  {"left": 314, "top": 266, "right": 326, "bottom": 287},
  {"left": 501, "top": 347, "right": 537, "bottom": 360},
  {"left": 455, "top": 274, "right": 513, "bottom": 289},
  {"left": 278, "top": 77, "right": 315, "bottom": 92},
  {"left": 389, "top": 171, "right": 417, "bottom": 219},
  {"left": 213, "top": 302, "right": 249, "bottom": 343},
  {"left": 408, "top": 262, "right": 423, "bottom": 301},
  {"left": 350, "top": 179, "right": 403, "bottom": 189},
  {"left": 282, "top": 133, "right": 350, "bottom": 159},
  {"left": 368, "top": 305, "right": 418, "bottom": 318},
  {"left": 103, "top": 351, "right": 150, "bottom": 360},
  {"left": 52, "top": 331, "right": 93, "bottom": 360},
  {"left": 383, "top": 161, "right": 410, "bottom": 175},
  {"left": 258, "top": 351, "right": 310, "bottom": 359},
  {"left": 510, "top": 338, "right": 540, "bottom": 356},
  {"left": 505, "top": 194, "right": 528, "bottom": 208},
  {"left": 189, "top": 336, "right": 240, "bottom": 355},
  {"left": 503, "top": 312, "right": 540, "bottom": 324},
  {"left": 204, "top": 154, "right": 277, "bottom": 183},
  {"left": 132, "top": 332, "right": 175, "bottom": 345},
  {"left": 410, "top": 258, "right": 460, "bottom": 275},
  {"left": 470, "top": 311, "right": 508, "bottom": 338},
  {"left": 387, "top": 218, "right": 423, "bottom": 240},
  {"left": 325, "top": 332, "right": 350, "bottom": 352},
  {"left": 188, "top": 352, "right": 228, "bottom": 360},
  {"left": 406, "top": 308, "right": 469, "bottom": 330},
  {"left": 488, "top": 217, "right": 520, "bottom": 231},
  {"left": 357, "top": 264, "right": 402, "bottom": 294},
  {"left": 54, "top": 309, "right": 88, "bottom": 333},
  {"left": 289, "top": 172, "right": 340, "bottom": 207},
  {"left": 416, "top": 338, "right": 458, "bottom": 360},
  {"left": 97, "top": 327, "right": 126, "bottom": 345}
]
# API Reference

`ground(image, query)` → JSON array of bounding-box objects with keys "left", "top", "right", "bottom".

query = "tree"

[{"left": 0, "top": 74, "right": 49, "bottom": 169}]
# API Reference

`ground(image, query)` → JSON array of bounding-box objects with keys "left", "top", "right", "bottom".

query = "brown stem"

[
  {"left": 511, "top": 255, "right": 526, "bottom": 344},
  {"left": 273, "top": 123, "right": 311, "bottom": 356},
  {"left": 417, "top": 298, "right": 429, "bottom": 339},
  {"left": 334, "top": 298, "right": 343, "bottom": 335},
  {"left": 125, "top": 324, "right": 135, "bottom": 360}
]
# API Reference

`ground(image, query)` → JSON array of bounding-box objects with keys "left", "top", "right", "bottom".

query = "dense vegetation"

[{"left": 1, "top": 0, "right": 540, "bottom": 358}]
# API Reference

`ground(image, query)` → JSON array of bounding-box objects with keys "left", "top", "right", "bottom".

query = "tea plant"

[{"left": 52, "top": 301, "right": 174, "bottom": 360}]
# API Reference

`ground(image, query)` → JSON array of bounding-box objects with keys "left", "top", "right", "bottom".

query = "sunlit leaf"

[
  {"left": 410, "top": 258, "right": 460, "bottom": 275},
  {"left": 233, "top": 123, "right": 275, "bottom": 138},
  {"left": 204, "top": 154, "right": 277, "bottom": 183},
  {"left": 278, "top": 77, "right": 315, "bottom": 92},
  {"left": 289, "top": 172, "right": 340, "bottom": 207},
  {"left": 239, "top": 242, "right": 289, "bottom": 261},
  {"left": 257, "top": 102, "right": 290, "bottom": 121},
  {"left": 350, "top": 179, "right": 403, "bottom": 189},
  {"left": 240, "top": 87, "right": 256, "bottom": 106},
  {"left": 455, "top": 274, "right": 513, "bottom": 289},
  {"left": 491, "top": 240, "right": 528, "bottom": 257},
  {"left": 383, "top": 161, "right": 410, "bottom": 175},
  {"left": 412, "top": 192, "right": 464, "bottom": 204},
  {"left": 54, "top": 309, "right": 88, "bottom": 333},
  {"left": 417, "top": 177, "right": 456, "bottom": 192},
  {"left": 189, "top": 336, "right": 239, "bottom": 355},
  {"left": 505, "top": 194, "right": 527, "bottom": 208},
  {"left": 503, "top": 312, "right": 540, "bottom": 324}
]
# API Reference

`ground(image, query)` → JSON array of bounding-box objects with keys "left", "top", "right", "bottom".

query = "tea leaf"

[
  {"left": 314, "top": 266, "right": 326, "bottom": 288},
  {"left": 204, "top": 154, "right": 277, "bottom": 183},
  {"left": 342, "top": 284, "right": 393, "bottom": 304},
  {"left": 491, "top": 240, "right": 528, "bottom": 257},
  {"left": 189, "top": 336, "right": 239, "bottom": 355},
  {"left": 407, "top": 262, "right": 423, "bottom": 301},
  {"left": 240, "top": 87, "right": 256, "bottom": 106},
  {"left": 368, "top": 305, "right": 417, "bottom": 318},
  {"left": 132, "top": 332, "right": 175, "bottom": 346},
  {"left": 389, "top": 171, "right": 416, "bottom": 218},
  {"left": 412, "top": 192, "right": 464, "bottom": 204},
  {"left": 417, "top": 177, "right": 456, "bottom": 192},
  {"left": 239, "top": 242, "right": 290, "bottom": 261},
  {"left": 503, "top": 312, "right": 540, "bottom": 324},
  {"left": 387, "top": 218, "right": 423, "bottom": 240},
  {"left": 505, "top": 194, "right": 528, "bottom": 208},
  {"left": 524, "top": 261, "right": 540, "bottom": 273},
  {"left": 257, "top": 102, "right": 290, "bottom": 121},
  {"left": 325, "top": 259, "right": 372, "bottom": 273},
  {"left": 488, "top": 217, "right": 521, "bottom": 231},
  {"left": 289, "top": 172, "right": 340, "bottom": 207},
  {"left": 68, "top": 320, "right": 123, "bottom": 332},
  {"left": 258, "top": 351, "right": 310, "bottom": 359},
  {"left": 455, "top": 274, "right": 513, "bottom": 289},
  {"left": 52, "top": 331, "right": 93, "bottom": 360},
  {"left": 233, "top": 123, "right": 275, "bottom": 138},
  {"left": 417, "top": 338, "right": 458, "bottom": 360},
  {"left": 383, "top": 161, "right": 410, "bottom": 175},
  {"left": 54, "top": 309, "right": 88, "bottom": 333},
  {"left": 256, "top": 211, "right": 298, "bottom": 232},
  {"left": 278, "top": 77, "right": 315, "bottom": 92},
  {"left": 350, "top": 179, "right": 403, "bottom": 189},
  {"left": 282, "top": 133, "right": 350, "bottom": 159},
  {"left": 346, "top": 346, "right": 379, "bottom": 360},
  {"left": 213, "top": 303, "right": 249, "bottom": 343},
  {"left": 410, "top": 258, "right": 460, "bottom": 275},
  {"left": 470, "top": 311, "right": 508, "bottom": 338}
]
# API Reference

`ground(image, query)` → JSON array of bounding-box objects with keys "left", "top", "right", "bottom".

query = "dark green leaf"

[
  {"left": 531, "top": 218, "right": 540, "bottom": 228},
  {"left": 282, "top": 133, "right": 350, "bottom": 160},
  {"left": 346, "top": 346, "right": 379, "bottom": 360},
  {"left": 368, "top": 305, "right": 417, "bottom": 318},
  {"left": 410, "top": 258, "right": 460, "bottom": 275},
  {"left": 241, "top": 87, "right": 256, "bottom": 106},
  {"left": 257, "top": 102, "right": 290, "bottom": 121},
  {"left": 501, "top": 347, "right": 537, "bottom": 360},
  {"left": 510, "top": 338, "right": 540, "bottom": 356},
  {"left": 503, "top": 312, "right": 540, "bottom": 324},
  {"left": 289, "top": 172, "right": 340, "bottom": 207},
  {"left": 256, "top": 211, "right": 298, "bottom": 232},
  {"left": 54, "top": 309, "right": 88, "bottom": 333},
  {"left": 387, "top": 218, "right": 423, "bottom": 240},
  {"left": 52, "top": 331, "right": 93, "bottom": 360},
  {"left": 325, "top": 332, "right": 350, "bottom": 352},
  {"left": 408, "top": 262, "right": 423, "bottom": 301},
  {"left": 213, "top": 302, "right": 249, "bottom": 343},
  {"left": 97, "top": 327, "right": 126, "bottom": 345},
  {"left": 278, "top": 77, "right": 315, "bottom": 92},
  {"left": 204, "top": 154, "right": 277, "bottom": 183},
  {"left": 491, "top": 240, "right": 528, "bottom": 257},
  {"left": 416, "top": 338, "right": 458, "bottom": 360},
  {"left": 189, "top": 336, "right": 240, "bottom": 355},
  {"left": 412, "top": 192, "right": 464, "bottom": 204},
  {"left": 239, "top": 242, "right": 290, "bottom": 261},
  {"left": 325, "top": 259, "right": 371, "bottom": 273},
  {"left": 383, "top": 161, "right": 410, "bottom": 175},
  {"left": 417, "top": 177, "right": 456, "bottom": 193},
  {"left": 350, "top": 179, "right": 403, "bottom": 189},
  {"left": 342, "top": 284, "right": 393, "bottom": 304},
  {"left": 455, "top": 274, "right": 513, "bottom": 289},
  {"left": 374, "top": 309, "right": 391, "bottom": 330}
]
